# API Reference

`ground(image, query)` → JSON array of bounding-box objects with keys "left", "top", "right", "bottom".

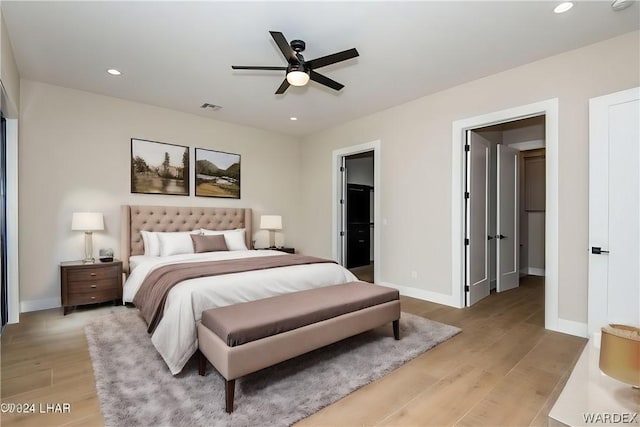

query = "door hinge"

[
  {"left": 464, "top": 191, "right": 470, "bottom": 199},
  {"left": 340, "top": 199, "right": 344, "bottom": 204},
  {"left": 464, "top": 144, "right": 470, "bottom": 152},
  {"left": 464, "top": 238, "right": 469, "bottom": 246},
  {"left": 340, "top": 166, "right": 345, "bottom": 172},
  {"left": 465, "top": 285, "right": 470, "bottom": 292},
  {"left": 340, "top": 231, "right": 345, "bottom": 237}
]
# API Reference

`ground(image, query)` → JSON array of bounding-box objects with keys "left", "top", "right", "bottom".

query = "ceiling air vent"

[{"left": 200, "top": 103, "right": 222, "bottom": 111}]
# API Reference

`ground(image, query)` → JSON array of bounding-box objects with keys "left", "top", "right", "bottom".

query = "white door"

[
  {"left": 466, "top": 131, "right": 490, "bottom": 306},
  {"left": 588, "top": 87, "right": 640, "bottom": 336},
  {"left": 497, "top": 144, "right": 519, "bottom": 292}
]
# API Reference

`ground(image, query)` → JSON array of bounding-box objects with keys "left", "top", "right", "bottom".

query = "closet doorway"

[
  {"left": 332, "top": 140, "right": 381, "bottom": 284},
  {"left": 465, "top": 116, "right": 547, "bottom": 306},
  {"left": 344, "top": 151, "right": 374, "bottom": 281}
]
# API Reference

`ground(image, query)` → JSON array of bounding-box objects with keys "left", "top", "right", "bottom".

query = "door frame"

[
  {"left": 332, "top": 140, "right": 381, "bottom": 282},
  {"left": 451, "top": 98, "right": 562, "bottom": 334}
]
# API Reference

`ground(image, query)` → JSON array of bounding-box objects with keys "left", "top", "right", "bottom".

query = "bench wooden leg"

[
  {"left": 393, "top": 319, "right": 400, "bottom": 340},
  {"left": 225, "top": 379, "right": 236, "bottom": 413},
  {"left": 198, "top": 350, "right": 207, "bottom": 376}
]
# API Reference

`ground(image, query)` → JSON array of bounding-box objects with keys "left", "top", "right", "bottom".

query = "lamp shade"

[
  {"left": 599, "top": 324, "right": 640, "bottom": 386},
  {"left": 71, "top": 212, "right": 104, "bottom": 231},
  {"left": 260, "top": 215, "right": 282, "bottom": 230}
]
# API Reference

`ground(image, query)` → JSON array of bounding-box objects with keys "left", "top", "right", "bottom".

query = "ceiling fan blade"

[
  {"left": 306, "top": 48, "right": 359, "bottom": 70},
  {"left": 275, "top": 79, "right": 290, "bottom": 94},
  {"left": 309, "top": 70, "right": 344, "bottom": 91},
  {"left": 269, "top": 31, "right": 296, "bottom": 62},
  {"left": 232, "top": 65, "right": 287, "bottom": 70}
]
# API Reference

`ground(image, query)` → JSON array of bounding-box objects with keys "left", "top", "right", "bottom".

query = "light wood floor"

[
  {"left": 349, "top": 262, "right": 374, "bottom": 283},
  {"left": 1, "top": 276, "right": 586, "bottom": 426}
]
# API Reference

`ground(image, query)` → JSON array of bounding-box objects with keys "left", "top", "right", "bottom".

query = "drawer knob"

[
  {"left": 90, "top": 285, "right": 97, "bottom": 288},
  {"left": 90, "top": 296, "right": 96, "bottom": 300},
  {"left": 90, "top": 273, "right": 97, "bottom": 277}
]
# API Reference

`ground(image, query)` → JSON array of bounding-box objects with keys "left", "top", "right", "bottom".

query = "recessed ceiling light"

[
  {"left": 290, "top": 117, "right": 298, "bottom": 121},
  {"left": 554, "top": 2, "right": 574, "bottom": 13},
  {"left": 611, "top": 0, "right": 633, "bottom": 11},
  {"left": 106, "top": 68, "right": 122, "bottom": 76}
]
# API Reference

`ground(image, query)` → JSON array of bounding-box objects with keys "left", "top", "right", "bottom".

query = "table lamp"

[
  {"left": 72, "top": 212, "right": 104, "bottom": 263},
  {"left": 260, "top": 215, "right": 282, "bottom": 248},
  {"left": 599, "top": 324, "right": 640, "bottom": 388}
]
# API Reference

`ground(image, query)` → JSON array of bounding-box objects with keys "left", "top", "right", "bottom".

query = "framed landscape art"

[
  {"left": 131, "top": 138, "right": 190, "bottom": 196},
  {"left": 195, "top": 148, "right": 241, "bottom": 198}
]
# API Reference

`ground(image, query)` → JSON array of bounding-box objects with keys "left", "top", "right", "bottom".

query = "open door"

[
  {"left": 588, "top": 87, "right": 640, "bottom": 336},
  {"left": 339, "top": 157, "right": 347, "bottom": 265},
  {"left": 466, "top": 131, "right": 490, "bottom": 306},
  {"left": 497, "top": 144, "right": 519, "bottom": 292}
]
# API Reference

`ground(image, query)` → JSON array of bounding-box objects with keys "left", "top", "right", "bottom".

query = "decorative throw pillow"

[{"left": 191, "top": 234, "right": 228, "bottom": 253}]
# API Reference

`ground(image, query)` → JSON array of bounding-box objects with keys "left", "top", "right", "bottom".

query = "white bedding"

[{"left": 123, "top": 250, "right": 357, "bottom": 374}]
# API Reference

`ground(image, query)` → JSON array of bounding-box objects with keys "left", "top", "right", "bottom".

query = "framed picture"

[
  {"left": 131, "top": 138, "right": 190, "bottom": 196},
  {"left": 195, "top": 148, "right": 241, "bottom": 199}
]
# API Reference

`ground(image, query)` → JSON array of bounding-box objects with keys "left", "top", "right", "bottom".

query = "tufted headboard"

[{"left": 120, "top": 205, "right": 252, "bottom": 273}]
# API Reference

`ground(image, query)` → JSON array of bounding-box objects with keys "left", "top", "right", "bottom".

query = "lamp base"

[{"left": 83, "top": 232, "right": 95, "bottom": 264}]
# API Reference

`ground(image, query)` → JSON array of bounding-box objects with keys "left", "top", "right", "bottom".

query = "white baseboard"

[
  {"left": 528, "top": 267, "right": 545, "bottom": 276},
  {"left": 379, "top": 281, "right": 460, "bottom": 308},
  {"left": 553, "top": 318, "right": 588, "bottom": 338},
  {"left": 520, "top": 267, "right": 545, "bottom": 276},
  {"left": 20, "top": 297, "right": 60, "bottom": 313}
]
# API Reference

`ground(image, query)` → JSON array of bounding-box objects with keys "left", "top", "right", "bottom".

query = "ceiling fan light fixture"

[{"left": 286, "top": 70, "right": 310, "bottom": 86}]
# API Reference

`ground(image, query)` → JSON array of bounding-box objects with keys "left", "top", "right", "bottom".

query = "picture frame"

[
  {"left": 131, "top": 138, "right": 190, "bottom": 196},
  {"left": 194, "top": 148, "right": 241, "bottom": 199}
]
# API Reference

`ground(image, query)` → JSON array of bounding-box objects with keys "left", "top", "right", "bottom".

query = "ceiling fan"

[{"left": 231, "top": 31, "right": 359, "bottom": 94}]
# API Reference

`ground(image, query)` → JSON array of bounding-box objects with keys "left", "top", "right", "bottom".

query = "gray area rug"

[{"left": 85, "top": 309, "right": 460, "bottom": 427}]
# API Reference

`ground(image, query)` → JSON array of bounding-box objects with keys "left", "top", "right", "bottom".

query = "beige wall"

[
  {"left": 19, "top": 80, "right": 301, "bottom": 310},
  {"left": 299, "top": 31, "right": 640, "bottom": 324},
  {"left": 0, "top": 10, "right": 19, "bottom": 116}
]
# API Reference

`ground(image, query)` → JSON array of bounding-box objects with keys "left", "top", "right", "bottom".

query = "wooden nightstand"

[{"left": 60, "top": 259, "right": 123, "bottom": 315}]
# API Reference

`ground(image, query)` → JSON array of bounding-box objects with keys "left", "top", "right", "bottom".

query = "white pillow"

[
  {"left": 200, "top": 228, "right": 248, "bottom": 251},
  {"left": 157, "top": 231, "right": 200, "bottom": 257},
  {"left": 141, "top": 230, "right": 160, "bottom": 256},
  {"left": 141, "top": 230, "right": 201, "bottom": 257}
]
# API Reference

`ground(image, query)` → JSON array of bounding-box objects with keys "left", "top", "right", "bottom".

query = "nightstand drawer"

[
  {"left": 67, "top": 278, "right": 118, "bottom": 295},
  {"left": 67, "top": 267, "right": 118, "bottom": 282},
  {"left": 67, "top": 287, "right": 118, "bottom": 306}
]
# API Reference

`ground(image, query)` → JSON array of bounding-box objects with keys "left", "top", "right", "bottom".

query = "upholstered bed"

[{"left": 120, "top": 205, "right": 357, "bottom": 374}]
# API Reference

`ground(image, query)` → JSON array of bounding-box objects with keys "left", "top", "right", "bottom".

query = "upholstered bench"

[{"left": 197, "top": 281, "right": 401, "bottom": 413}]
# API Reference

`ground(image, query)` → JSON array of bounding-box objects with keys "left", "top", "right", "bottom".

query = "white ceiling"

[{"left": 2, "top": 1, "right": 638, "bottom": 137}]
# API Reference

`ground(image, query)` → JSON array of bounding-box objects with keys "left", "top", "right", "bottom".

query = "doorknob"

[
  {"left": 495, "top": 234, "right": 506, "bottom": 240},
  {"left": 591, "top": 247, "right": 610, "bottom": 254}
]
